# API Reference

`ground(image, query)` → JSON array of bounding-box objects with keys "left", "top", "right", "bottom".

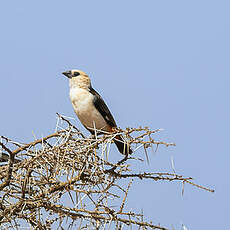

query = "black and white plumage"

[{"left": 62, "top": 69, "right": 132, "bottom": 155}]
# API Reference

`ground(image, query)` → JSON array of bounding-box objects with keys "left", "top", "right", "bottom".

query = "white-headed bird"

[{"left": 62, "top": 69, "right": 132, "bottom": 155}]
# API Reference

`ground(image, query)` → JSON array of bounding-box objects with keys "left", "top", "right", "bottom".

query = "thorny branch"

[{"left": 0, "top": 114, "right": 214, "bottom": 229}]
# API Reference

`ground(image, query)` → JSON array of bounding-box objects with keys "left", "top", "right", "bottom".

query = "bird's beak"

[{"left": 62, "top": 71, "right": 72, "bottom": 78}]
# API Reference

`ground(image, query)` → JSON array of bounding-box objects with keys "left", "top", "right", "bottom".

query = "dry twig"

[{"left": 0, "top": 115, "right": 214, "bottom": 229}]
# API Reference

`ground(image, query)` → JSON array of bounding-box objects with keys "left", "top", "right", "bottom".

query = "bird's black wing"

[{"left": 89, "top": 87, "right": 117, "bottom": 128}]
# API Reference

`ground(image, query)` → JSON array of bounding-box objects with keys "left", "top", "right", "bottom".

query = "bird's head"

[{"left": 62, "top": 69, "right": 91, "bottom": 89}]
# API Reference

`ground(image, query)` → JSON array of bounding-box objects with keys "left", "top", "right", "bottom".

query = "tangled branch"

[{"left": 0, "top": 114, "right": 214, "bottom": 229}]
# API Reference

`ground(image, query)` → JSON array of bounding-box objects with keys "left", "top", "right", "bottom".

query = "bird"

[{"left": 62, "top": 69, "right": 132, "bottom": 155}]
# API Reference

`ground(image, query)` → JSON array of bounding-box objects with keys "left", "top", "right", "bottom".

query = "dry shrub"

[{"left": 0, "top": 114, "right": 214, "bottom": 229}]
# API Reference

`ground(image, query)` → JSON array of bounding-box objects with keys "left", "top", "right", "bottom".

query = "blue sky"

[{"left": 0, "top": 0, "right": 229, "bottom": 229}]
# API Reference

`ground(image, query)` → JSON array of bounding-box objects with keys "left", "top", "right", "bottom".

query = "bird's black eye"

[{"left": 73, "top": 72, "right": 80, "bottom": 77}]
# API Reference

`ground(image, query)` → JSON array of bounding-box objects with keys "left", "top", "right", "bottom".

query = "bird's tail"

[{"left": 114, "top": 135, "right": 132, "bottom": 155}]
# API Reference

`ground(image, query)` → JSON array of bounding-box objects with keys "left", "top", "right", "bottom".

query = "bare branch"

[{"left": 0, "top": 115, "right": 214, "bottom": 229}]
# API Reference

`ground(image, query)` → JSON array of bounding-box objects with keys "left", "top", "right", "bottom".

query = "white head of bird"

[{"left": 62, "top": 69, "right": 91, "bottom": 90}]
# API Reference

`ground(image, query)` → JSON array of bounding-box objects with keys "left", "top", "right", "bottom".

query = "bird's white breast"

[{"left": 69, "top": 87, "right": 109, "bottom": 132}]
